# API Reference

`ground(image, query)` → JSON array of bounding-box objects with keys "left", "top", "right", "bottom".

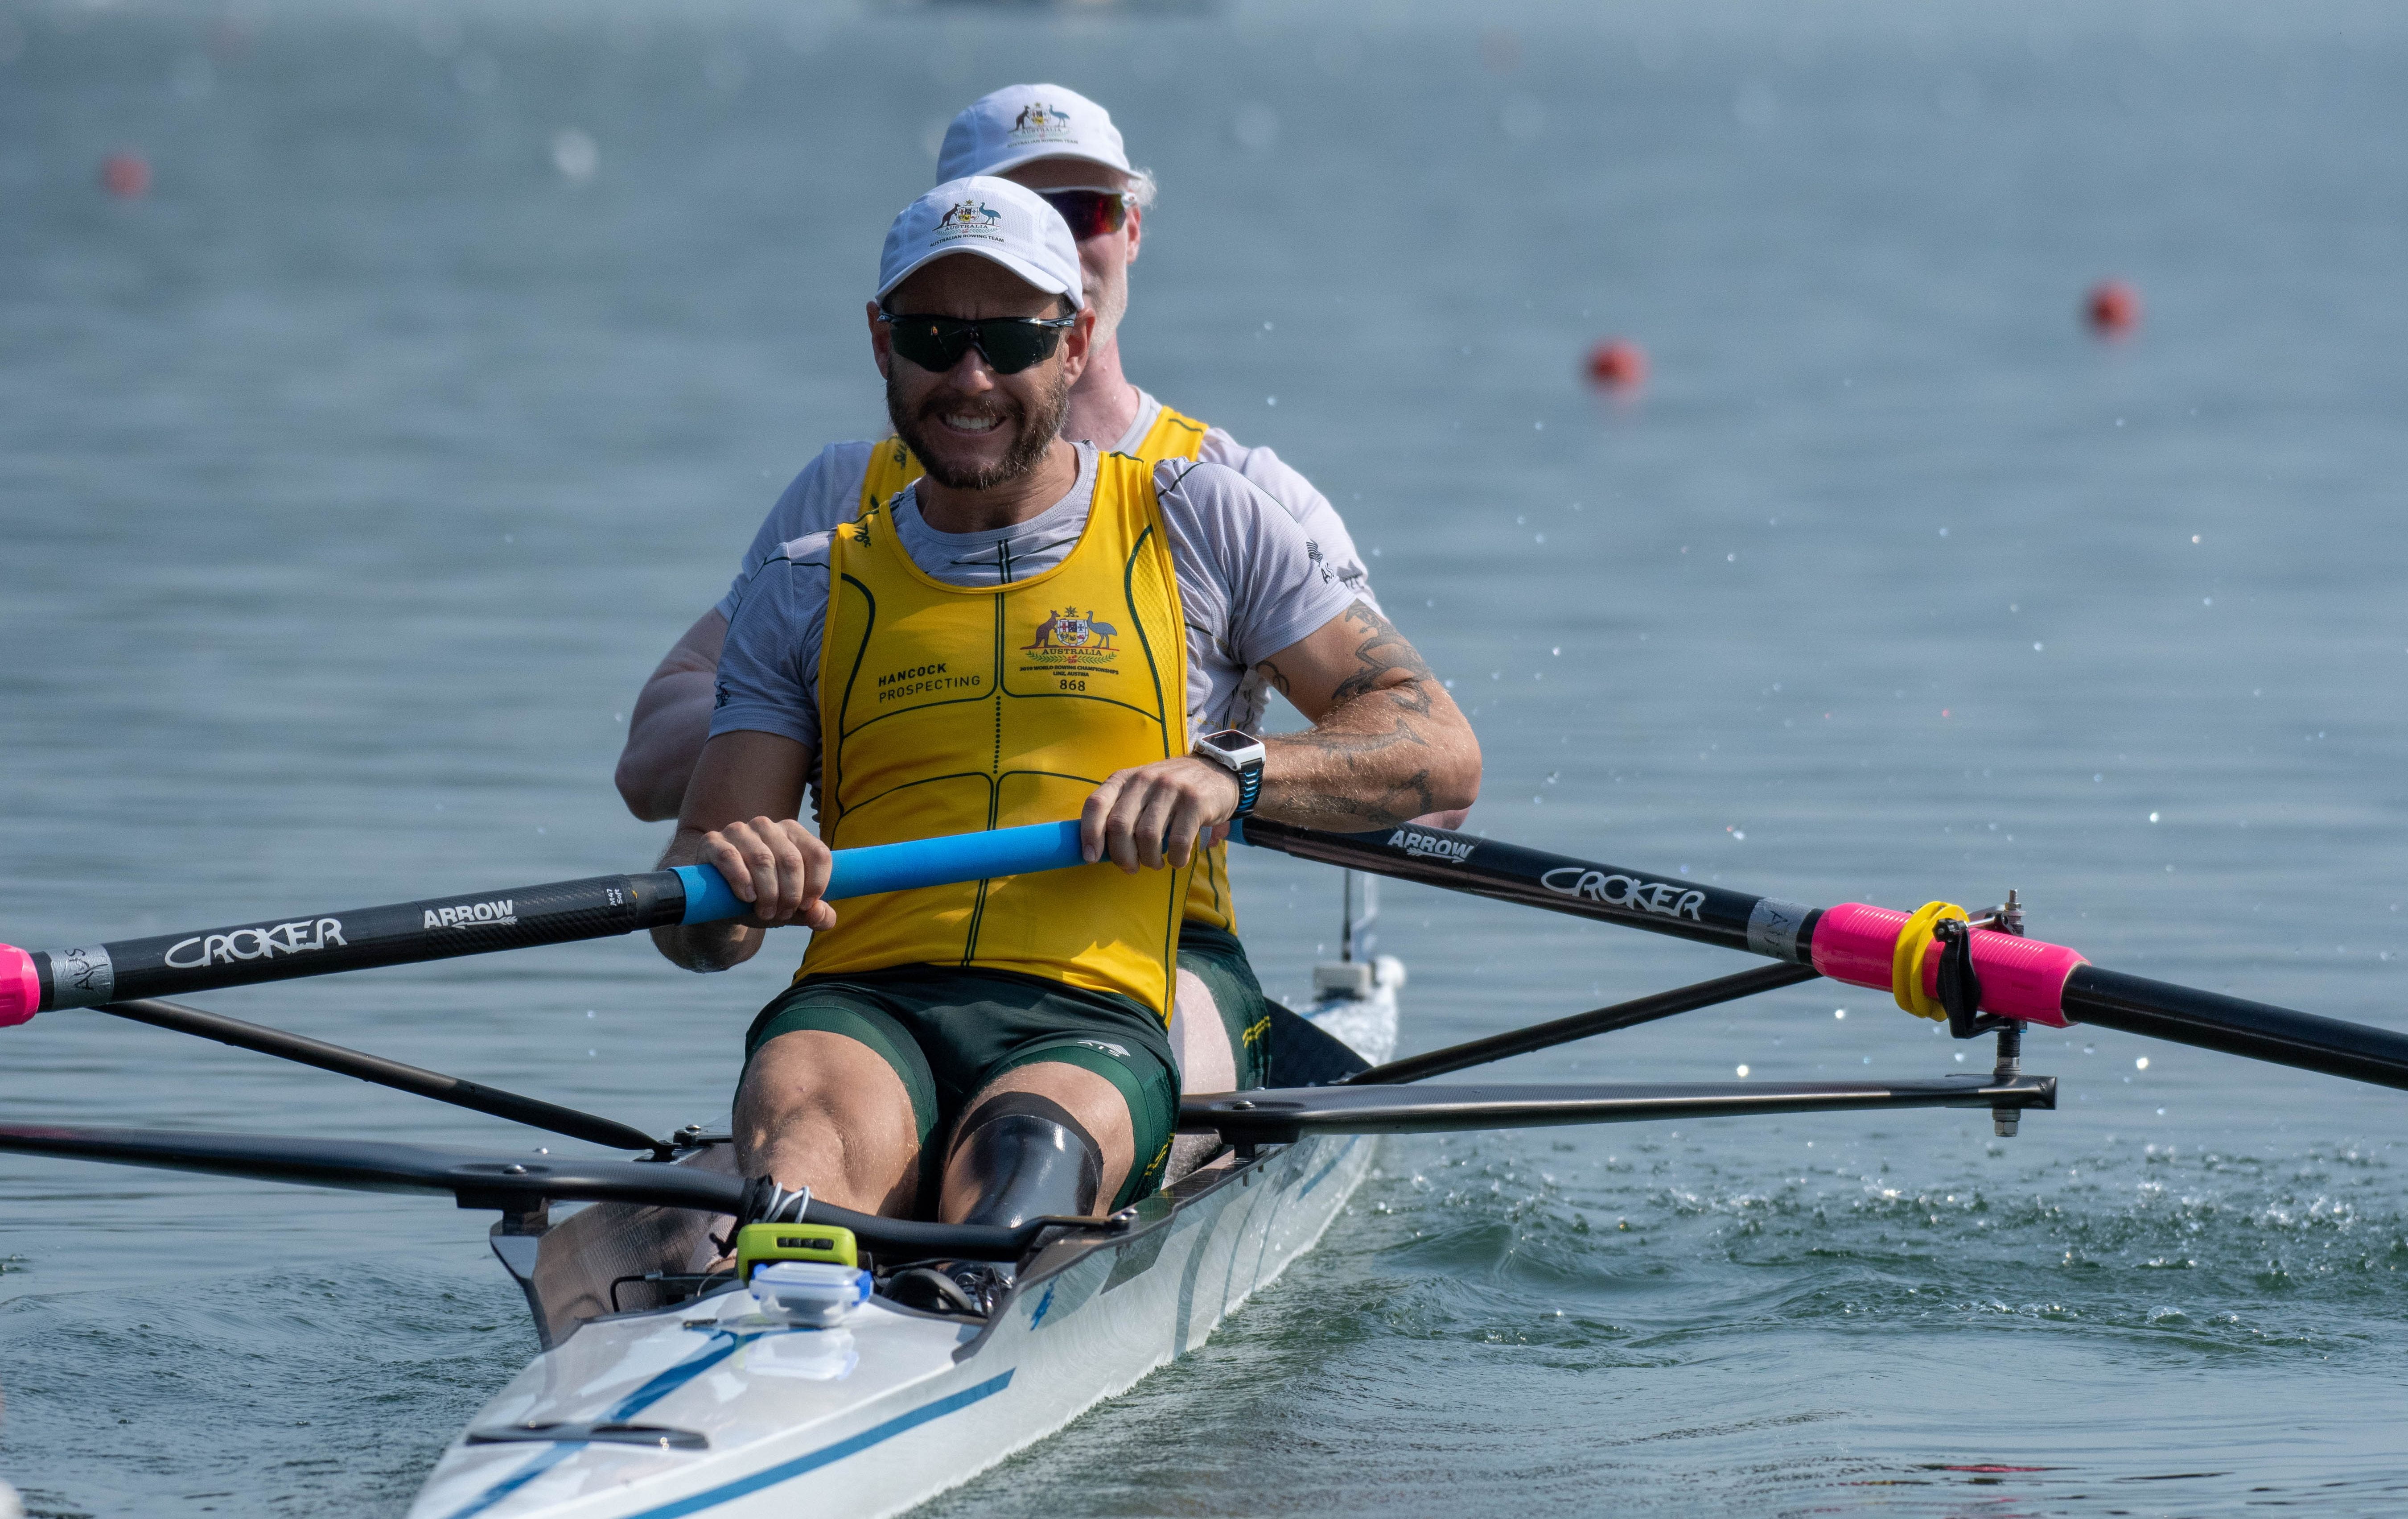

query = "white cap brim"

[
  {"left": 874, "top": 243, "right": 1083, "bottom": 310},
  {"left": 967, "top": 144, "right": 1133, "bottom": 182}
]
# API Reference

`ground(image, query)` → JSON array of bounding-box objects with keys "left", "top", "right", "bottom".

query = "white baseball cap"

[
  {"left": 937, "top": 84, "right": 1132, "bottom": 184},
  {"left": 875, "top": 176, "right": 1084, "bottom": 311}
]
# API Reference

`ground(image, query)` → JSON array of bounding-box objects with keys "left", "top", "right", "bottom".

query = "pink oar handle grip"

[
  {"left": 1809, "top": 903, "right": 2083, "bottom": 1029},
  {"left": 0, "top": 945, "right": 39, "bottom": 1028}
]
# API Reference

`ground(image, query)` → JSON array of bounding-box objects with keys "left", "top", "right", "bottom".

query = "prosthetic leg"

[{"left": 888, "top": 1092, "right": 1104, "bottom": 1317}]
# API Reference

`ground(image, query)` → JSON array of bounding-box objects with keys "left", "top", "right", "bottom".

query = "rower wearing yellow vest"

[
  {"left": 652, "top": 179, "right": 1479, "bottom": 1313},
  {"left": 617, "top": 87, "right": 1432, "bottom": 1108},
  {"left": 848, "top": 403, "right": 1245, "bottom": 938}
]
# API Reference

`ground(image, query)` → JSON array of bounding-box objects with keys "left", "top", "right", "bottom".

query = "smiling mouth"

[{"left": 940, "top": 412, "right": 1003, "bottom": 434}]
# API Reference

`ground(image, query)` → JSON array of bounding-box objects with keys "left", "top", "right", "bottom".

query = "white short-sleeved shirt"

[
  {"left": 713, "top": 390, "right": 1376, "bottom": 623},
  {"left": 712, "top": 445, "right": 1359, "bottom": 756}
]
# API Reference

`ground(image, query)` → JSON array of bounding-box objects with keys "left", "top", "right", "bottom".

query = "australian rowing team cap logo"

[
  {"left": 934, "top": 199, "right": 1004, "bottom": 242},
  {"left": 1009, "top": 101, "right": 1076, "bottom": 143}
]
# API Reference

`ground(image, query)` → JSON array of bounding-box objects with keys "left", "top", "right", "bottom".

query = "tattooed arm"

[
  {"left": 1248, "top": 599, "right": 1480, "bottom": 830},
  {"left": 1081, "top": 599, "right": 1478, "bottom": 870}
]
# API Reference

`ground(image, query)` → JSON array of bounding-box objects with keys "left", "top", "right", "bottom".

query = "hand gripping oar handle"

[
  {"left": 664, "top": 818, "right": 1086, "bottom": 924},
  {"left": 0, "top": 821, "right": 1087, "bottom": 1022},
  {"left": 1231, "top": 817, "right": 2408, "bottom": 1094}
]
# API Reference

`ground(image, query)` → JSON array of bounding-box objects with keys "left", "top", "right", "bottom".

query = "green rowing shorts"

[
  {"left": 743, "top": 964, "right": 1180, "bottom": 1209},
  {"left": 1177, "top": 924, "right": 1272, "bottom": 1092}
]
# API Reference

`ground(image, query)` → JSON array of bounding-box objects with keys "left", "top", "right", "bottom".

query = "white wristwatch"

[{"left": 1191, "top": 729, "right": 1267, "bottom": 817}]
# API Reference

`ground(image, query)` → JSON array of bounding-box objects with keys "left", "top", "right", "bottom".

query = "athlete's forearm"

[
  {"left": 1258, "top": 694, "right": 1480, "bottom": 830},
  {"left": 1252, "top": 603, "right": 1481, "bottom": 831},
  {"left": 647, "top": 729, "right": 821, "bottom": 972},
  {"left": 615, "top": 610, "right": 728, "bottom": 821}
]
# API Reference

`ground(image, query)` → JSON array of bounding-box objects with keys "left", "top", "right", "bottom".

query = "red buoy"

[
  {"left": 100, "top": 152, "right": 151, "bottom": 199},
  {"left": 1585, "top": 338, "right": 1648, "bottom": 391},
  {"left": 2085, "top": 279, "right": 2139, "bottom": 337}
]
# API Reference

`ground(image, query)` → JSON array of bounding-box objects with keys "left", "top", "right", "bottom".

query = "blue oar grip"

[
  {"left": 671, "top": 864, "right": 748, "bottom": 926},
  {"left": 674, "top": 821, "right": 1092, "bottom": 926},
  {"left": 827, "top": 819, "right": 1087, "bottom": 899}
]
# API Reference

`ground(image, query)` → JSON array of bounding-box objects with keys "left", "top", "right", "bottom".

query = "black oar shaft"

[
  {"left": 25, "top": 871, "right": 687, "bottom": 1013},
  {"left": 1235, "top": 817, "right": 1814, "bottom": 961},
  {"left": 9, "top": 826, "right": 1096, "bottom": 1019},
  {"left": 1241, "top": 819, "right": 2408, "bottom": 1100},
  {"left": 91, "top": 999, "right": 665, "bottom": 1154},
  {"left": 2063, "top": 966, "right": 2408, "bottom": 1094},
  {"left": 1350, "top": 962, "right": 1822, "bottom": 1085}
]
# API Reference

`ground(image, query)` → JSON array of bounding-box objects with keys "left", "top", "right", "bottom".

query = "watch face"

[{"left": 1200, "top": 730, "right": 1251, "bottom": 757}]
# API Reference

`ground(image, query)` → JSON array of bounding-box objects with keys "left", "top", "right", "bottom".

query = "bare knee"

[{"left": 734, "top": 1030, "right": 921, "bottom": 1215}]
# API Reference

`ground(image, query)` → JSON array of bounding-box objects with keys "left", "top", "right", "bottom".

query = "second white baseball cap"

[
  {"left": 937, "top": 84, "right": 1132, "bottom": 184},
  {"left": 875, "top": 177, "right": 1085, "bottom": 310}
]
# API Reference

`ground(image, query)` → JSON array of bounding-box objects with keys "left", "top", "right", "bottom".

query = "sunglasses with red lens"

[{"left": 1039, "top": 189, "right": 1129, "bottom": 241}]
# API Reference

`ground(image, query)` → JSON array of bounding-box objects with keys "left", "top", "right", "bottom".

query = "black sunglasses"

[
  {"left": 878, "top": 310, "right": 1077, "bottom": 376},
  {"left": 1039, "top": 188, "right": 1129, "bottom": 241}
]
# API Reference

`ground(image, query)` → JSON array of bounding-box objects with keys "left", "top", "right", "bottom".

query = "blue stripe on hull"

[
  {"left": 442, "top": 1333, "right": 1012, "bottom": 1519},
  {"left": 620, "top": 1372, "right": 1015, "bottom": 1519}
]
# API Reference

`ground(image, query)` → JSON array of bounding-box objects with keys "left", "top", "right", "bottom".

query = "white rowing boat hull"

[{"left": 409, "top": 980, "right": 1399, "bottom": 1519}]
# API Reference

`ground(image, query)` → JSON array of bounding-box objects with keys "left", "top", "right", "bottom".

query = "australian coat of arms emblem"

[{"left": 1021, "top": 607, "right": 1120, "bottom": 673}]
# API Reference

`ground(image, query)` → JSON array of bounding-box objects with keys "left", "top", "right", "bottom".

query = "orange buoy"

[
  {"left": 100, "top": 152, "right": 151, "bottom": 199},
  {"left": 2085, "top": 279, "right": 2140, "bottom": 337},
  {"left": 1585, "top": 338, "right": 1648, "bottom": 391}
]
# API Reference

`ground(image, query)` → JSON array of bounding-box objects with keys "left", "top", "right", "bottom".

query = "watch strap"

[{"left": 1231, "top": 760, "right": 1263, "bottom": 818}]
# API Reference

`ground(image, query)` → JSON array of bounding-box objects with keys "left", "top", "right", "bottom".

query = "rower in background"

[
  {"left": 617, "top": 84, "right": 1470, "bottom": 1104},
  {"left": 652, "top": 180, "right": 1478, "bottom": 1309}
]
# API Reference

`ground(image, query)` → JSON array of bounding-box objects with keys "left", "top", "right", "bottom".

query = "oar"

[
  {"left": 1233, "top": 818, "right": 2408, "bottom": 1095},
  {"left": 0, "top": 821, "right": 1088, "bottom": 1022}
]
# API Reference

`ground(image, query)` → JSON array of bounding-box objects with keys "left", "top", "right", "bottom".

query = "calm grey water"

[{"left": 5, "top": 0, "right": 2408, "bottom": 1514}]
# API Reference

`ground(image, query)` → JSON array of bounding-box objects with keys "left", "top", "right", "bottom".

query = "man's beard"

[
  {"left": 887, "top": 365, "right": 1071, "bottom": 492},
  {"left": 1084, "top": 268, "right": 1127, "bottom": 353}
]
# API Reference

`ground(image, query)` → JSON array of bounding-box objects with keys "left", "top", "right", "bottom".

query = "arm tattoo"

[
  {"left": 1261, "top": 601, "right": 1465, "bottom": 830},
  {"left": 1325, "top": 603, "right": 1440, "bottom": 710}
]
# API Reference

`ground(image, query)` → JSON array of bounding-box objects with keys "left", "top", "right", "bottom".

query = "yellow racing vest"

[
  {"left": 856, "top": 435, "right": 922, "bottom": 521},
  {"left": 853, "top": 403, "right": 1239, "bottom": 932},
  {"left": 805, "top": 450, "right": 1191, "bottom": 1020}
]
